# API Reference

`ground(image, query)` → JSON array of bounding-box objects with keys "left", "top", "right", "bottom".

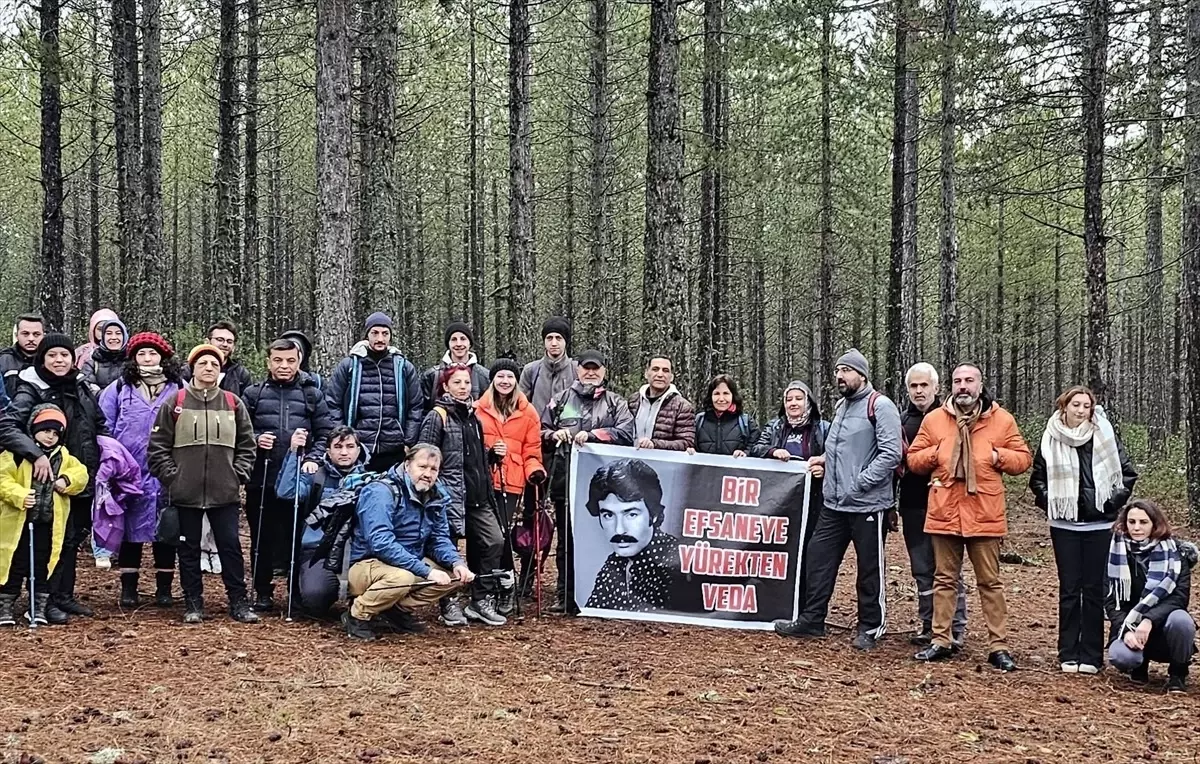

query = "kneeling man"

[{"left": 342, "top": 443, "right": 474, "bottom": 640}]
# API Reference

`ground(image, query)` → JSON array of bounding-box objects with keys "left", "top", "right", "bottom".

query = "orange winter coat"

[
  {"left": 906, "top": 400, "right": 1032, "bottom": 538},
  {"left": 475, "top": 389, "right": 545, "bottom": 495}
]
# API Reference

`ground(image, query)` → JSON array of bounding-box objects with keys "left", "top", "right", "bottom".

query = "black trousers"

[
  {"left": 117, "top": 540, "right": 176, "bottom": 571},
  {"left": 496, "top": 491, "right": 520, "bottom": 573},
  {"left": 48, "top": 495, "right": 92, "bottom": 601},
  {"left": 798, "top": 508, "right": 887, "bottom": 638},
  {"left": 176, "top": 504, "right": 248, "bottom": 605},
  {"left": 245, "top": 489, "right": 301, "bottom": 597},
  {"left": 464, "top": 501, "right": 504, "bottom": 599},
  {"left": 1051, "top": 526, "right": 1110, "bottom": 666},
  {"left": 2, "top": 521, "right": 51, "bottom": 596}
]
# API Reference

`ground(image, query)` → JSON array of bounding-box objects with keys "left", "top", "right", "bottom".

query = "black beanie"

[
  {"left": 35, "top": 333, "right": 75, "bottom": 368},
  {"left": 542, "top": 316, "right": 571, "bottom": 345},
  {"left": 444, "top": 321, "right": 474, "bottom": 349},
  {"left": 489, "top": 357, "right": 522, "bottom": 384}
]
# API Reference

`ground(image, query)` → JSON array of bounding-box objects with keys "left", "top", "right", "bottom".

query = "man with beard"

[
  {"left": 773, "top": 349, "right": 901, "bottom": 651},
  {"left": 583, "top": 458, "right": 686, "bottom": 612},
  {"left": 0, "top": 314, "right": 45, "bottom": 402},
  {"left": 899, "top": 363, "right": 968, "bottom": 647},
  {"left": 907, "top": 362, "right": 1031, "bottom": 672}
]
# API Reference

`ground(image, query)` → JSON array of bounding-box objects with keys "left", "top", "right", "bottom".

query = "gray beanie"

[{"left": 835, "top": 348, "right": 870, "bottom": 380}]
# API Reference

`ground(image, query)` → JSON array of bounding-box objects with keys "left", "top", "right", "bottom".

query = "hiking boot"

[
  {"left": 1167, "top": 664, "right": 1189, "bottom": 694},
  {"left": 773, "top": 618, "right": 826, "bottom": 639},
  {"left": 155, "top": 572, "right": 175, "bottom": 608},
  {"left": 1130, "top": 662, "right": 1150, "bottom": 685},
  {"left": 496, "top": 584, "right": 517, "bottom": 616},
  {"left": 952, "top": 631, "right": 966, "bottom": 650},
  {"left": 852, "top": 632, "right": 878, "bottom": 651},
  {"left": 29, "top": 594, "right": 49, "bottom": 626},
  {"left": 438, "top": 596, "right": 468, "bottom": 627},
  {"left": 120, "top": 572, "right": 140, "bottom": 608},
  {"left": 230, "top": 600, "right": 261, "bottom": 624},
  {"left": 251, "top": 591, "right": 274, "bottom": 613},
  {"left": 342, "top": 610, "right": 377, "bottom": 641},
  {"left": 183, "top": 597, "right": 204, "bottom": 624},
  {"left": 44, "top": 598, "right": 69, "bottom": 625},
  {"left": 56, "top": 596, "right": 94, "bottom": 617},
  {"left": 988, "top": 650, "right": 1018, "bottom": 672},
  {"left": 910, "top": 622, "right": 933, "bottom": 646},
  {"left": 0, "top": 594, "right": 16, "bottom": 626},
  {"left": 375, "top": 607, "right": 426, "bottom": 635},
  {"left": 915, "top": 643, "right": 955, "bottom": 662},
  {"left": 465, "top": 596, "right": 507, "bottom": 627}
]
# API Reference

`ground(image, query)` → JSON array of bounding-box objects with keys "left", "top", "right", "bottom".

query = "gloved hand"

[{"left": 528, "top": 469, "right": 547, "bottom": 485}]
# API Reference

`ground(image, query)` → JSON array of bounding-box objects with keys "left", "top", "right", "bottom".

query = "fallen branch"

[
  {"left": 237, "top": 678, "right": 349, "bottom": 689},
  {"left": 576, "top": 680, "right": 647, "bottom": 693}
]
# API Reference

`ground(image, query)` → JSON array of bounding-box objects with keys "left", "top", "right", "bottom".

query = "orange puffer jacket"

[
  {"left": 906, "top": 400, "right": 1032, "bottom": 538},
  {"left": 475, "top": 389, "right": 545, "bottom": 495}
]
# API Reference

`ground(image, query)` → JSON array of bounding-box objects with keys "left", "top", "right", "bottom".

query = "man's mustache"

[{"left": 610, "top": 534, "right": 639, "bottom": 545}]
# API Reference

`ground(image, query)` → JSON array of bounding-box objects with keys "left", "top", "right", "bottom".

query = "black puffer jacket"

[
  {"left": 326, "top": 341, "right": 425, "bottom": 457},
  {"left": 694, "top": 409, "right": 759, "bottom": 456},
  {"left": 897, "top": 398, "right": 939, "bottom": 511},
  {"left": 1030, "top": 432, "right": 1138, "bottom": 525},
  {"left": 0, "top": 345, "right": 35, "bottom": 399},
  {"left": 417, "top": 396, "right": 494, "bottom": 536},
  {"left": 81, "top": 347, "right": 125, "bottom": 393},
  {"left": 0, "top": 366, "right": 109, "bottom": 496},
  {"left": 1106, "top": 541, "right": 1197, "bottom": 645},
  {"left": 242, "top": 372, "right": 335, "bottom": 490}
]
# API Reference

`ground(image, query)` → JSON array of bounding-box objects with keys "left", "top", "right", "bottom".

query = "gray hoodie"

[{"left": 822, "top": 382, "right": 902, "bottom": 513}]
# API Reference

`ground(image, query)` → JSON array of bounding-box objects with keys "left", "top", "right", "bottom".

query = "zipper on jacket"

[{"left": 374, "top": 359, "right": 384, "bottom": 450}]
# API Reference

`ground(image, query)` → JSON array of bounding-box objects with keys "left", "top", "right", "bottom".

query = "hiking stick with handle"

[
  {"left": 27, "top": 521, "right": 36, "bottom": 629},
  {"left": 285, "top": 447, "right": 304, "bottom": 622}
]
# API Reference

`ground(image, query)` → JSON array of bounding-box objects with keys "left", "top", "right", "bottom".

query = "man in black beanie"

[
  {"left": 421, "top": 321, "right": 491, "bottom": 412},
  {"left": 519, "top": 317, "right": 578, "bottom": 417}
]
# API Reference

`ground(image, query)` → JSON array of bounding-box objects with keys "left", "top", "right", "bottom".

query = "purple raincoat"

[
  {"left": 98, "top": 379, "right": 180, "bottom": 548},
  {"left": 92, "top": 435, "right": 145, "bottom": 554}
]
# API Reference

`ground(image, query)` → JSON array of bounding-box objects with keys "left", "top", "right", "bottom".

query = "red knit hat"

[{"left": 127, "top": 331, "right": 174, "bottom": 358}]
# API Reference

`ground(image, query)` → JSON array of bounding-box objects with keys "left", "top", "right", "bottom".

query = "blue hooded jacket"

[
  {"left": 347, "top": 465, "right": 463, "bottom": 577},
  {"left": 274, "top": 447, "right": 369, "bottom": 549}
]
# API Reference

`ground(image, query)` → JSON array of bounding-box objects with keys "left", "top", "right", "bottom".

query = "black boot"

[
  {"left": 910, "top": 621, "right": 933, "bottom": 646},
  {"left": 1167, "top": 664, "right": 1189, "bottom": 694},
  {"left": 44, "top": 597, "right": 69, "bottom": 625},
  {"left": 30, "top": 593, "right": 50, "bottom": 626},
  {"left": 55, "top": 596, "right": 94, "bottom": 617},
  {"left": 342, "top": 610, "right": 377, "bottom": 641},
  {"left": 0, "top": 593, "right": 16, "bottom": 626},
  {"left": 183, "top": 596, "right": 204, "bottom": 624},
  {"left": 154, "top": 572, "right": 175, "bottom": 608},
  {"left": 773, "top": 618, "right": 826, "bottom": 638},
  {"left": 252, "top": 588, "right": 274, "bottom": 613},
  {"left": 230, "top": 599, "right": 262, "bottom": 624},
  {"left": 120, "top": 572, "right": 140, "bottom": 608}
]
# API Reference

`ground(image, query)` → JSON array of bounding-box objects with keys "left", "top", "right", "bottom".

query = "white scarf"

[{"left": 1040, "top": 405, "right": 1122, "bottom": 521}]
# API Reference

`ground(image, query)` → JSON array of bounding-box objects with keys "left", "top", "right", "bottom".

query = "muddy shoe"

[{"left": 342, "top": 610, "right": 377, "bottom": 641}]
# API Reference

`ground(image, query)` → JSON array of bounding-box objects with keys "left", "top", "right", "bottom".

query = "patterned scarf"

[
  {"left": 947, "top": 397, "right": 983, "bottom": 494},
  {"left": 1107, "top": 532, "right": 1181, "bottom": 632},
  {"left": 1040, "top": 406, "right": 1122, "bottom": 521}
]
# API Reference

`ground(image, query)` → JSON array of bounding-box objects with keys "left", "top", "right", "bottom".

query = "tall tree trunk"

[
  {"left": 1183, "top": 0, "right": 1200, "bottom": 521},
  {"left": 491, "top": 178, "right": 506, "bottom": 353},
  {"left": 467, "top": 0, "right": 484, "bottom": 351},
  {"left": 141, "top": 0, "right": 164, "bottom": 329},
  {"left": 315, "top": 0, "right": 354, "bottom": 364},
  {"left": 508, "top": 0, "right": 536, "bottom": 353},
  {"left": 817, "top": 6, "right": 835, "bottom": 409},
  {"left": 1053, "top": 213, "right": 1064, "bottom": 394},
  {"left": 244, "top": 0, "right": 261, "bottom": 345},
  {"left": 215, "top": 0, "right": 240, "bottom": 321},
  {"left": 1082, "top": 0, "right": 1110, "bottom": 401},
  {"left": 111, "top": 0, "right": 140, "bottom": 315},
  {"left": 698, "top": 0, "right": 726, "bottom": 383},
  {"left": 994, "top": 198, "right": 1006, "bottom": 400},
  {"left": 1145, "top": 0, "right": 1168, "bottom": 453},
  {"left": 643, "top": 0, "right": 688, "bottom": 377},
  {"left": 886, "top": 0, "right": 911, "bottom": 399},
  {"left": 938, "top": 0, "right": 958, "bottom": 376},
  {"left": 88, "top": 7, "right": 101, "bottom": 312},
  {"left": 587, "top": 0, "right": 612, "bottom": 350},
  {"left": 38, "top": 0, "right": 64, "bottom": 329},
  {"left": 901, "top": 29, "right": 920, "bottom": 376}
]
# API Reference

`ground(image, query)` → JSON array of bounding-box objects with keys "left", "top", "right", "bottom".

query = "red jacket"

[{"left": 475, "top": 390, "right": 545, "bottom": 495}]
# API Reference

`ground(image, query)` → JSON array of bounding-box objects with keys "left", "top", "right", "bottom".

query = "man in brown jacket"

[
  {"left": 628, "top": 356, "right": 695, "bottom": 451},
  {"left": 149, "top": 344, "right": 259, "bottom": 625},
  {"left": 906, "top": 362, "right": 1032, "bottom": 671}
]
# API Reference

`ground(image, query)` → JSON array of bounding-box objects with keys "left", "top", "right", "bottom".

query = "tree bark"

[
  {"left": 215, "top": 0, "right": 241, "bottom": 320},
  {"left": 467, "top": 0, "right": 484, "bottom": 352},
  {"left": 817, "top": 6, "right": 835, "bottom": 410},
  {"left": 994, "top": 197, "right": 1005, "bottom": 400},
  {"left": 698, "top": 0, "right": 727, "bottom": 384},
  {"left": 244, "top": 0, "right": 261, "bottom": 345},
  {"left": 1183, "top": 0, "right": 1200, "bottom": 521},
  {"left": 1145, "top": 0, "right": 1168, "bottom": 453},
  {"left": 111, "top": 0, "right": 140, "bottom": 315},
  {"left": 887, "top": 0, "right": 911, "bottom": 399},
  {"left": 643, "top": 0, "right": 688, "bottom": 377},
  {"left": 587, "top": 0, "right": 613, "bottom": 349},
  {"left": 38, "top": 0, "right": 64, "bottom": 330},
  {"left": 901, "top": 30, "right": 920, "bottom": 377},
  {"left": 88, "top": 6, "right": 102, "bottom": 312},
  {"left": 141, "top": 0, "right": 164, "bottom": 329},
  {"left": 938, "top": 0, "right": 958, "bottom": 376},
  {"left": 315, "top": 0, "right": 354, "bottom": 364},
  {"left": 508, "top": 0, "right": 536, "bottom": 353},
  {"left": 1081, "top": 0, "right": 1110, "bottom": 402}
]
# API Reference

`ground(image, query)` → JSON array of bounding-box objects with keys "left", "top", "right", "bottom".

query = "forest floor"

[{"left": 1, "top": 500, "right": 1198, "bottom": 764}]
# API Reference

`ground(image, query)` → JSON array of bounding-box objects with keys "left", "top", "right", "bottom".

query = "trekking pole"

[
  {"left": 251, "top": 451, "right": 270, "bottom": 596},
  {"left": 533, "top": 482, "right": 543, "bottom": 619},
  {"left": 27, "top": 521, "right": 36, "bottom": 630},
  {"left": 285, "top": 448, "right": 304, "bottom": 623},
  {"left": 560, "top": 443, "right": 573, "bottom": 615},
  {"left": 494, "top": 461, "right": 521, "bottom": 618}
]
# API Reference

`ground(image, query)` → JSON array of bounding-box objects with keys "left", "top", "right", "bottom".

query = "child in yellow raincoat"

[{"left": 0, "top": 404, "right": 88, "bottom": 625}]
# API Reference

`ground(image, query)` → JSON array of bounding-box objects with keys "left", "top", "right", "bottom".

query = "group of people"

[{"left": 0, "top": 308, "right": 1191, "bottom": 693}]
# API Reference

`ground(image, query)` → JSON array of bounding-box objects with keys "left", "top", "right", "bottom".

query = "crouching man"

[{"left": 342, "top": 443, "right": 474, "bottom": 640}]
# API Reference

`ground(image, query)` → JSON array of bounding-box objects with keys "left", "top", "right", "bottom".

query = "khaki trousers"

[
  {"left": 930, "top": 535, "right": 1009, "bottom": 652},
  {"left": 347, "top": 558, "right": 462, "bottom": 620}
]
